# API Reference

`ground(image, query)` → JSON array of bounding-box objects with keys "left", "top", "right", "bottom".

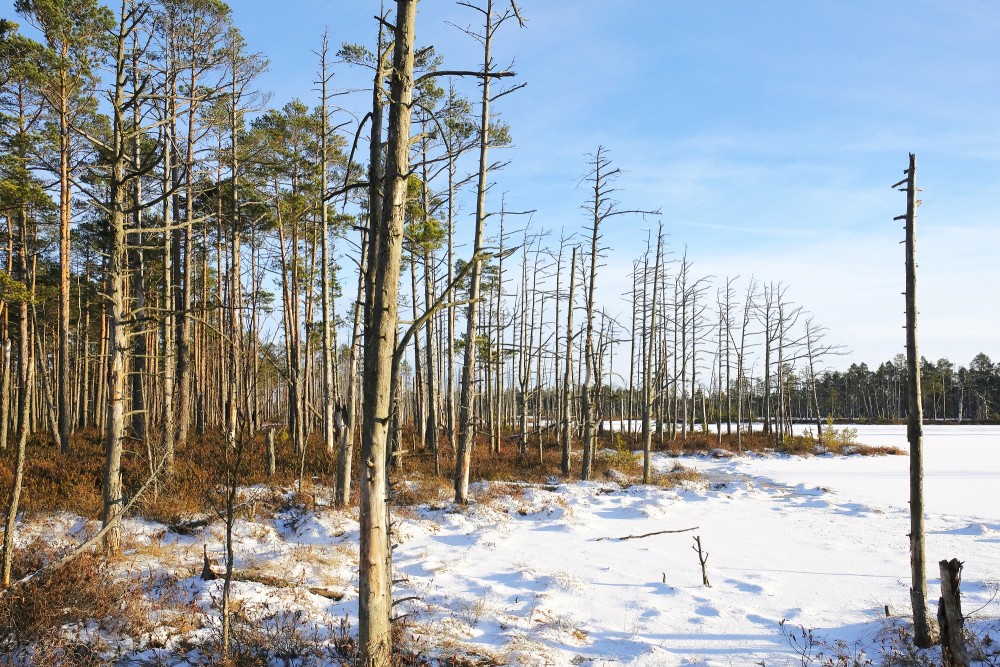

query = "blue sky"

[{"left": 228, "top": 1, "right": 1000, "bottom": 370}]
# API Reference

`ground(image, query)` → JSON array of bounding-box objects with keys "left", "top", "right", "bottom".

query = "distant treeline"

[{"left": 808, "top": 353, "right": 997, "bottom": 423}]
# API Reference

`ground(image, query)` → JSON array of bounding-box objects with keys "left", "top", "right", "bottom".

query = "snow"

[{"left": 13, "top": 425, "right": 1000, "bottom": 665}]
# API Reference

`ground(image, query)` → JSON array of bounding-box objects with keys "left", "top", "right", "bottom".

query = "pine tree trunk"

[
  {"left": 101, "top": 2, "right": 135, "bottom": 556},
  {"left": 1, "top": 207, "right": 35, "bottom": 587},
  {"left": 58, "top": 91, "right": 72, "bottom": 455},
  {"left": 358, "top": 2, "right": 416, "bottom": 663},
  {"left": 319, "top": 40, "right": 336, "bottom": 454}
]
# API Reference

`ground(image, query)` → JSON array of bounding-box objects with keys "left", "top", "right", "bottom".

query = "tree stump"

[
  {"left": 200, "top": 544, "right": 217, "bottom": 581},
  {"left": 266, "top": 428, "right": 277, "bottom": 477},
  {"left": 937, "top": 558, "right": 969, "bottom": 667}
]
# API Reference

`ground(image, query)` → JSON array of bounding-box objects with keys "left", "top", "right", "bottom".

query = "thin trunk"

[
  {"left": 901, "top": 153, "right": 935, "bottom": 647},
  {"left": 319, "top": 35, "right": 337, "bottom": 456},
  {"left": 642, "top": 229, "right": 662, "bottom": 483},
  {"left": 1, "top": 206, "right": 35, "bottom": 587},
  {"left": 456, "top": 0, "right": 496, "bottom": 504},
  {"left": 560, "top": 248, "right": 577, "bottom": 476},
  {"left": 57, "top": 79, "right": 72, "bottom": 455}
]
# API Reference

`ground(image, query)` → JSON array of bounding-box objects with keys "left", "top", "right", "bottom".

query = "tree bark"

[
  {"left": 560, "top": 247, "right": 577, "bottom": 476},
  {"left": 642, "top": 228, "right": 662, "bottom": 483},
  {"left": 455, "top": 0, "right": 497, "bottom": 504},
  {"left": 937, "top": 558, "right": 969, "bottom": 667},
  {"left": 902, "top": 153, "right": 936, "bottom": 647},
  {"left": 358, "top": 2, "right": 416, "bottom": 663}
]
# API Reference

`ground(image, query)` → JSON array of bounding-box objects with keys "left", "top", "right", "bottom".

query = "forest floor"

[{"left": 1, "top": 425, "right": 998, "bottom": 666}]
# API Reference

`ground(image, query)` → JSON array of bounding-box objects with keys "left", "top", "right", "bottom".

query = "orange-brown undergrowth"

[{"left": 0, "top": 424, "right": 900, "bottom": 520}]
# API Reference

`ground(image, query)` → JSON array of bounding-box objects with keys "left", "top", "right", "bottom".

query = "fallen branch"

[
  {"left": 392, "top": 595, "right": 421, "bottom": 607},
  {"left": 596, "top": 526, "right": 699, "bottom": 541},
  {"left": 229, "top": 569, "right": 345, "bottom": 600},
  {"left": 168, "top": 517, "right": 210, "bottom": 535}
]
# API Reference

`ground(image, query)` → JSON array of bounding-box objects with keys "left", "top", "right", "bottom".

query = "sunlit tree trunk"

[
  {"left": 899, "top": 153, "right": 936, "bottom": 647},
  {"left": 358, "top": 2, "right": 415, "bottom": 662}
]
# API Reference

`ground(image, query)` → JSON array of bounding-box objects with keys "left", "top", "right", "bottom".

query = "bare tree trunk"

[
  {"left": 161, "top": 126, "right": 176, "bottom": 471},
  {"left": 129, "top": 45, "right": 146, "bottom": 446},
  {"left": 534, "top": 292, "right": 546, "bottom": 461},
  {"left": 456, "top": 0, "right": 497, "bottom": 504},
  {"left": 57, "top": 92, "right": 72, "bottom": 455},
  {"left": 337, "top": 232, "right": 365, "bottom": 506},
  {"left": 560, "top": 247, "right": 577, "bottom": 476},
  {"left": 581, "top": 151, "right": 603, "bottom": 480},
  {"left": 642, "top": 227, "right": 662, "bottom": 483},
  {"left": 101, "top": 2, "right": 136, "bottom": 555},
  {"left": 423, "top": 243, "right": 439, "bottom": 472},
  {"left": 358, "top": 2, "right": 415, "bottom": 662},
  {"left": 899, "top": 153, "right": 936, "bottom": 647},
  {"left": 0, "top": 338, "right": 9, "bottom": 450},
  {"left": 1, "top": 207, "right": 35, "bottom": 587},
  {"left": 410, "top": 250, "right": 425, "bottom": 452},
  {"left": 318, "top": 35, "right": 337, "bottom": 455}
]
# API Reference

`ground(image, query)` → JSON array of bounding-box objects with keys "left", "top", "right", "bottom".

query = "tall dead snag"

[
  {"left": 358, "top": 1, "right": 415, "bottom": 663},
  {"left": 454, "top": 0, "right": 524, "bottom": 504},
  {"left": 580, "top": 147, "right": 657, "bottom": 480},
  {"left": 642, "top": 226, "right": 662, "bottom": 484},
  {"left": 893, "top": 152, "right": 937, "bottom": 647},
  {"left": 560, "top": 247, "right": 577, "bottom": 476},
  {"left": 336, "top": 23, "right": 391, "bottom": 506},
  {"left": 317, "top": 33, "right": 336, "bottom": 455}
]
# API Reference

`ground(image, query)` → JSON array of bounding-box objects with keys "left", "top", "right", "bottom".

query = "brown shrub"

[
  {"left": 393, "top": 475, "right": 454, "bottom": 508},
  {"left": 652, "top": 463, "right": 703, "bottom": 489},
  {"left": 471, "top": 481, "right": 526, "bottom": 507},
  {"left": 0, "top": 539, "right": 149, "bottom": 660}
]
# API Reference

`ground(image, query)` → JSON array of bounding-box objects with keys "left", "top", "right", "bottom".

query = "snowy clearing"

[{"left": 10, "top": 424, "right": 1000, "bottom": 666}]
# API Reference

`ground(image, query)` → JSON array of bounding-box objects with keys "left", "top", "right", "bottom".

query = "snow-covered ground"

[
  {"left": 15, "top": 425, "right": 1000, "bottom": 665},
  {"left": 387, "top": 425, "right": 1000, "bottom": 665}
]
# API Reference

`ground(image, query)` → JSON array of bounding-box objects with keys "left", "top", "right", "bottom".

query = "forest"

[{"left": 1, "top": 0, "right": 998, "bottom": 665}]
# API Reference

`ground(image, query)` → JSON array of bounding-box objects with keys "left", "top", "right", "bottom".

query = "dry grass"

[
  {"left": 657, "top": 429, "right": 904, "bottom": 457},
  {"left": 393, "top": 474, "right": 455, "bottom": 508},
  {"left": 471, "top": 481, "right": 526, "bottom": 507},
  {"left": 848, "top": 444, "right": 906, "bottom": 456},
  {"left": 0, "top": 427, "right": 344, "bottom": 523},
  {"left": 0, "top": 539, "right": 151, "bottom": 663},
  {"left": 0, "top": 421, "right": 899, "bottom": 526},
  {"left": 652, "top": 462, "right": 704, "bottom": 489}
]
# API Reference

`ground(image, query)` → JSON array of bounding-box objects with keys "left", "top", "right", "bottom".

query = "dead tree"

[
  {"left": 732, "top": 279, "right": 757, "bottom": 450},
  {"left": 893, "top": 152, "right": 937, "bottom": 647},
  {"left": 560, "top": 247, "right": 577, "bottom": 476},
  {"left": 580, "top": 147, "right": 658, "bottom": 480},
  {"left": 937, "top": 559, "right": 969, "bottom": 667},
  {"left": 642, "top": 227, "right": 663, "bottom": 483},
  {"left": 454, "top": 0, "right": 524, "bottom": 504}
]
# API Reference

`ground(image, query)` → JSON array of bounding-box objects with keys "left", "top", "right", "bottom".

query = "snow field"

[{"left": 11, "top": 425, "right": 1000, "bottom": 665}]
